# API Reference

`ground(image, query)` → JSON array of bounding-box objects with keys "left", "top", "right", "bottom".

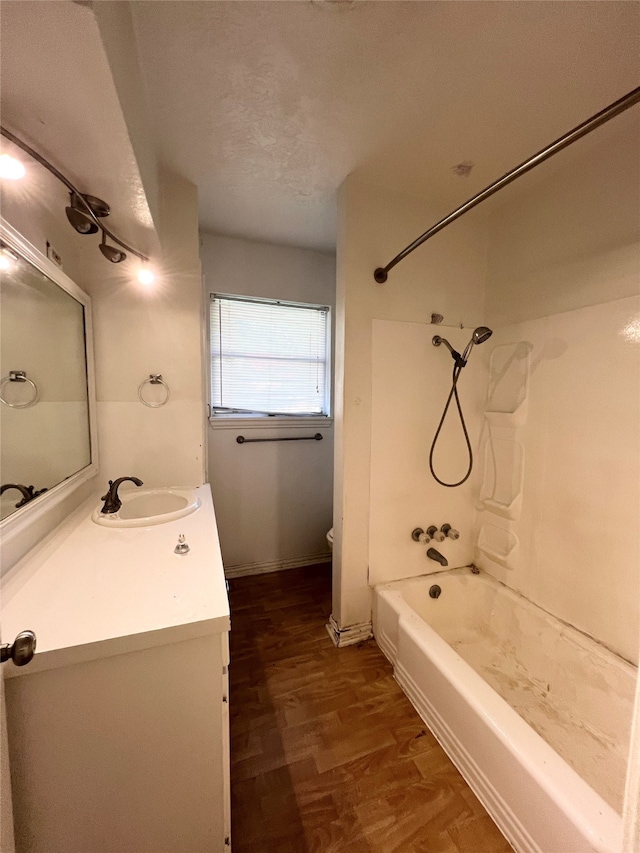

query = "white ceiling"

[
  {"left": 130, "top": 0, "right": 640, "bottom": 252},
  {"left": 1, "top": 2, "right": 638, "bottom": 256}
]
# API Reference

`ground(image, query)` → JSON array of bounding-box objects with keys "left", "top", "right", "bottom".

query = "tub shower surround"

[{"left": 373, "top": 568, "right": 636, "bottom": 853}]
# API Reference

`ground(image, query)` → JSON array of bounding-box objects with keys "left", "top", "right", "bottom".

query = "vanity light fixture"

[
  {"left": 65, "top": 192, "right": 111, "bottom": 236},
  {"left": 0, "top": 126, "right": 151, "bottom": 271},
  {"left": 99, "top": 231, "right": 126, "bottom": 264},
  {"left": 0, "top": 153, "right": 25, "bottom": 180}
]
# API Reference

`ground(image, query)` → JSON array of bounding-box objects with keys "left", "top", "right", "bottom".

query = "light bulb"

[
  {"left": 137, "top": 267, "right": 155, "bottom": 285},
  {"left": 0, "top": 250, "right": 16, "bottom": 271},
  {"left": 0, "top": 153, "right": 26, "bottom": 180}
]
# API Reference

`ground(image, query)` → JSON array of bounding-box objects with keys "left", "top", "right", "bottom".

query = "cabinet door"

[
  {"left": 221, "top": 632, "right": 231, "bottom": 850},
  {"left": 1, "top": 666, "right": 16, "bottom": 853}
]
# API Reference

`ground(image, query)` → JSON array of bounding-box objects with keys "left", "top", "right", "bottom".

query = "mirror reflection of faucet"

[{"left": 0, "top": 483, "right": 48, "bottom": 508}]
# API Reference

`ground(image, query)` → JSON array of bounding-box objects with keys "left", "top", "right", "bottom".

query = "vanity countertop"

[{"left": 1, "top": 484, "right": 229, "bottom": 677}]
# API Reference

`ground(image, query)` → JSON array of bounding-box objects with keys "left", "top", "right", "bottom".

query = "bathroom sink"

[{"left": 92, "top": 488, "right": 201, "bottom": 528}]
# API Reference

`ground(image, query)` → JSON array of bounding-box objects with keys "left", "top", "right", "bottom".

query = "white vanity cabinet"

[{"left": 1, "top": 485, "right": 230, "bottom": 853}]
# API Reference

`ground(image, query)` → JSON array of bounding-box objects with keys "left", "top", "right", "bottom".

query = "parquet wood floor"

[{"left": 229, "top": 563, "right": 512, "bottom": 853}]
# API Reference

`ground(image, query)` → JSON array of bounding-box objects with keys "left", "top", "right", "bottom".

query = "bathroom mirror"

[{"left": 0, "top": 220, "right": 97, "bottom": 526}]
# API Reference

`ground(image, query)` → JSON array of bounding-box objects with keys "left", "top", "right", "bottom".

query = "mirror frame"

[{"left": 0, "top": 218, "right": 99, "bottom": 541}]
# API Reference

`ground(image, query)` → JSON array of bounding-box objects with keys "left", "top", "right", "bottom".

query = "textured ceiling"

[
  {"left": 130, "top": 0, "right": 640, "bottom": 252},
  {"left": 1, "top": 2, "right": 638, "bottom": 255}
]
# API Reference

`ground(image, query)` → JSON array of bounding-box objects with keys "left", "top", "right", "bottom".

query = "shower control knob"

[
  {"left": 427, "top": 525, "right": 445, "bottom": 543},
  {"left": 411, "top": 528, "right": 424, "bottom": 542},
  {"left": 419, "top": 532, "right": 431, "bottom": 544},
  {"left": 441, "top": 524, "right": 460, "bottom": 540}
]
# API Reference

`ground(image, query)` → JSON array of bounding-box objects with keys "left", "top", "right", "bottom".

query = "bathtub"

[{"left": 373, "top": 568, "right": 637, "bottom": 853}]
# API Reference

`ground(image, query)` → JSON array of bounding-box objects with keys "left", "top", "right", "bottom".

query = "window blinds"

[{"left": 210, "top": 295, "right": 329, "bottom": 415}]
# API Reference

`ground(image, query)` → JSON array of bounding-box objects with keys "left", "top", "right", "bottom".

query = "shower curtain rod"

[{"left": 373, "top": 86, "right": 640, "bottom": 284}]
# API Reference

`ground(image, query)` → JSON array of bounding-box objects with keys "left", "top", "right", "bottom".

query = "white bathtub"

[{"left": 373, "top": 568, "right": 637, "bottom": 853}]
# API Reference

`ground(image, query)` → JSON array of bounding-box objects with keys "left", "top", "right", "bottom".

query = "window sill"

[{"left": 208, "top": 416, "right": 333, "bottom": 431}]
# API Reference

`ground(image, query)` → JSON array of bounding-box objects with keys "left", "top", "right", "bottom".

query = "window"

[{"left": 209, "top": 294, "right": 330, "bottom": 417}]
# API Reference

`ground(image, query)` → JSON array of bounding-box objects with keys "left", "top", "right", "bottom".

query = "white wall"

[
  {"left": 477, "top": 115, "right": 640, "bottom": 665},
  {"left": 333, "top": 176, "right": 488, "bottom": 634},
  {"left": 200, "top": 233, "right": 335, "bottom": 573},
  {"left": 91, "top": 170, "right": 205, "bottom": 488}
]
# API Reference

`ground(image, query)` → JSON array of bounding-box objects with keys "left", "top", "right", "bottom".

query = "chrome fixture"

[
  {"left": 427, "top": 525, "right": 445, "bottom": 542},
  {"left": 65, "top": 192, "right": 109, "bottom": 235},
  {"left": 430, "top": 313, "right": 444, "bottom": 325},
  {"left": 430, "top": 326, "right": 493, "bottom": 488},
  {"left": 411, "top": 525, "right": 445, "bottom": 544},
  {"left": 427, "top": 548, "right": 448, "bottom": 566},
  {"left": 174, "top": 534, "right": 190, "bottom": 555},
  {"left": 0, "top": 482, "right": 48, "bottom": 508},
  {"left": 1, "top": 629, "right": 36, "bottom": 667},
  {"left": 100, "top": 476, "right": 143, "bottom": 514},
  {"left": 0, "top": 126, "right": 149, "bottom": 266},
  {"left": 471, "top": 326, "right": 493, "bottom": 345},
  {"left": 138, "top": 374, "right": 170, "bottom": 408},
  {"left": 373, "top": 86, "right": 640, "bottom": 283},
  {"left": 441, "top": 524, "right": 460, "bottom": 540},
  {"left": 99, "top": 231, "right": 126, "bottom": 264},
  {"left": 432, "top": 326, "right": 493, "bottom": 369},
  {"left": 0, "top": 370, "right": 39, "bottom": 409},
  {"left": 429, "top": 585, "right": 442, "bottom": 599}
]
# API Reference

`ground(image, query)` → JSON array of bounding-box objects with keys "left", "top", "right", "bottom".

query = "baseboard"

[
  {"left": 326, "top": 614, "right": 373, "bottom": 647},
  {"left": 224, "top": 552, "right": 332, "bottom": 579}
]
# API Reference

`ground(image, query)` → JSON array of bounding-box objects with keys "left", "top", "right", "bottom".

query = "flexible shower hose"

[{"left": 429, "top": 362, "right": 473, "bottom": 487}]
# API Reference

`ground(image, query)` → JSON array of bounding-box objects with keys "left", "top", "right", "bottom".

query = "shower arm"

[
  {"left": 433, "top": 335, "right": 467, "bottom": 368},
  {"left": 373, "top": 86, "right": 640, "bottom": 284}
]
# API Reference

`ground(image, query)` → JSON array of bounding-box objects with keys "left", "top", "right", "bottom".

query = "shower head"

[
  {"left": 461, "top": 326, "right": 493, "bottom": 362},
  {"left": 434, "top": 326, "right": 493, "bottom": 369},
  {"left": 472, "top": 326, "right": 493, "bottom": 345}
]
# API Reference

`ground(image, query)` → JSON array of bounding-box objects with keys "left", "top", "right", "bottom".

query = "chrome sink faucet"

[{"left": 100, "top": 477, "right": 143, "bottom": 514}]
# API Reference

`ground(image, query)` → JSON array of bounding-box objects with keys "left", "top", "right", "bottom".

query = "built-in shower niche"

[
  {"left": 477, "top": 521, "right": 519, "bottom": 569},
  {"left": 484, "top": 341, "right": 531, "bottom": 428},
  {"left": 479, "top": 434, "right": 524, "bottom": 519}
]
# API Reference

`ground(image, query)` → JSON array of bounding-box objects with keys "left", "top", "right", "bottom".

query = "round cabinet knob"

[{"left": 1, "top": 629, "right": 37, "bottom": 667}]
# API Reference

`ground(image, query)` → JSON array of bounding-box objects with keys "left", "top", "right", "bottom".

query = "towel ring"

[
  {"left": 0, "top": 371, "right": 39, "bottom": 409},
  {"left": 138, "top": 374, "right": 170, "bottom": 408}
]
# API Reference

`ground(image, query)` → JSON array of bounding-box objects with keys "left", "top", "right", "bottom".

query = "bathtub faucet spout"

[{"left": 427, "top": 548, "right": 448, "bottom": 566}]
